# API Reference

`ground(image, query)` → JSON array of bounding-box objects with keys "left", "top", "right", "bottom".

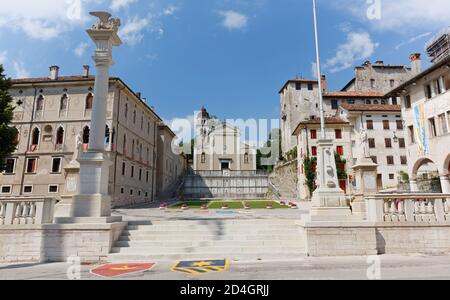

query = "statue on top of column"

[
  {"left": 359, "top": 129, "right": 370, "bottom": 159},
  {"left": 90, "top": 12, "right": 121, "bottom": 32}
]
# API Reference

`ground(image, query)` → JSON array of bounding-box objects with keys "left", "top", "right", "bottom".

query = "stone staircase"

[{"left": 107, "top": 219, "right": 306, "bottom": 262}]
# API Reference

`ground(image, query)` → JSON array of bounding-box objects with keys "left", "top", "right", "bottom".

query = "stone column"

[
  {"left": 55, "top": 12, "right": 122, "bottom": 224},
  {"left": 351, "top": 157, "right": 378, "bottom": 219},
  {"left": 307, "top": 139, "right": 352, "bottom": 221},
  {"left": 440, "top": 175, "right": 450, "bottom": 194}
]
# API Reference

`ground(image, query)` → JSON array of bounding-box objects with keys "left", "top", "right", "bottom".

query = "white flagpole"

[{"left": 312, "top": 0, "right": 326, "bottom": 139}]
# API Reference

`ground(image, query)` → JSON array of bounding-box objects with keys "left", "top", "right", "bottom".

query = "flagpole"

[{"left": 312, "top": 0, "right": 325, "bottom": 139}]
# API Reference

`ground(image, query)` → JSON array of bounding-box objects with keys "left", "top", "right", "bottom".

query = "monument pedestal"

[
  {"left": 351, "top": 157, "right": 378, "bottom": 219},
  {"left": 306, "top": 139, "right": 352, "bottom": 221},
  {"left": 54, "top": 161, "right": 80, "bottom": 218}
]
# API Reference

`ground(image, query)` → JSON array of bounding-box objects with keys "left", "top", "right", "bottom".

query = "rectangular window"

[
  {"left": 385, "top": 138, "right": 392, "bottom": 148},
  {"left": 392, "top": 97, "right": 398, "bottom": 105},
  {"left": 23, "top": 185, "right": 33, "bottom": 194},
  {"left": 439, "top": 113, "right": 448, "bottom": 134},
  {"left": 122, "top": 162, "right": 126, "bottom": 176},
  {"left": 307, "top": 83, "right": 314, "bottom": 91},
  {"left": 369, "top": 138, "right": 376, "bottom": 149},
  {"left": 5, "top": 158, "right": 16, "bottom": 174},
  {"left": 1, "top": 186, "right": 12, "bottom": 194},
  {"left": 389, "top": 174, "right": 395, "bottom": 180},
  {"left": 310, "top": 130, "right": 317, "bottom": 140},
  {"left": 370, "top": 79, "right": 375, "bottom": 88},
  {"left": 335, "top": 129, "right": 342, "bottom": 139},
  {"left": 383, "top": 120, "right": 390, "bottom": 130},
  {"left": 146, "top": 171, "right": 149, "bottom": 183},
  {"left": 366, "top": 120, "right": 374, "bottom": 130},
  {"left": 396, "top": 120, "right": 404, "bottom": 130},
  {"left": 131, "top": 166, "right": 134, "bottom": 178},
  {"left": 408, "top": 125, "right": 415, "bottom": 143},
  {"left": 399, "top": 138, "right": 406, "bottom": 148},
  {"left": 371, "top": 156, "right": 378, "bottom": 164},
  {"left": 336, "top": 146, "right": 344, "bottom": 156},
  {"left": 390, "top": 80, "right": 395, "bottom": 88},
  {"left": 120, "top": 187, "right": 125, "bottom": 194},
  {"left": 387, "top": 156, "right": 394, "bottom": 165},
  {"left": 26, "top": 158, "right": 37, "bottom": 174},
  {"left": 405, "top": 95, "right": 411, "bottom": 109},
  {"left": 48, "top": 185, "right": 59, "bottom": 193},
  {"left": 429, "top": 118, "right": 437, "bottom": 137},
  {"left": 347, "top": 99, "right": 355, "bottom": 104},
  {"left": 311, "top": 146, "right": 317, "bottom": 157},
  {"left": 331, "top": 100, "right": 339, "bottom": 110},
  {"left": 425, "top": 84, "right": 433, "bottom": 99},
  {"left": 130, "top": 189, "right": 134, "bottom": 196},
  {"left": 295, "top": 83, "right": 302, "bottom": 90},
  {"left": 51, "top": 157, "right": 62, "bottom": 173},
  {"left": 139, "top": 168, "right": 142, "bottom": 181},
  {"left": 401, "top": 156, "right": 408, "bottom": 165}
]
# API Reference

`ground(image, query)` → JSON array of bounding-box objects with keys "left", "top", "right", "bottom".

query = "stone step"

[
  {"left": 145, "top": 220, "right": 297, "bottom": 226},
  {"left": 118, "top": 234, "right": 304, "bottom": 241},
  {"left": 110, "top": 246, "right": 305, "bottom": 254},
  {"left": 125, "top": 224, "right": 298, "bottom": 231},
  {"left": 107, "top": 252, "right": 306, "bottom": 262},
  {"left": 114, "top": 240, "right": 305, "bottom": 248},
  {"left": 123, "top": 229, "right": 300, "bottom": 235}
]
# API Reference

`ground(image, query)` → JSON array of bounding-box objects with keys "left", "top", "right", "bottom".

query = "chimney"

[
  {"left": 136, "top": 92, "right": 142, "bottom": 99},
  {"left": 321, "top": 75, "right": 327, "bottom": 92},
  {"left": 48, "top": 66, "right": 60, "bottom": 80},
  {"left": 375, "top": 60, "right": 384, "bottom": 66},
  {"left": 82, "top": 65, "right": 90, "bottom": 77},
  {"left": 410, "top": 53, "right": 422, "bottom": 75}
]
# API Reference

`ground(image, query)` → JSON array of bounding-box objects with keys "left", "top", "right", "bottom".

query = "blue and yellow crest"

[{"left": 171, "top": 260, "right": 229, "bottom": 275}]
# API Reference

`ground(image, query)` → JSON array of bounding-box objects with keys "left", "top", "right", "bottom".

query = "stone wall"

[
  {"left": 300, "top": 221, "right": 450, "bottom": 257},
  {"left": 270, "top": 160, "right": 298, "bottom": 200},
  {"left": 0, "top": 222, "right": 127, "bottom": 263},
  {"left": 184, "top": 173, "right": 269, "bottom": 199}
]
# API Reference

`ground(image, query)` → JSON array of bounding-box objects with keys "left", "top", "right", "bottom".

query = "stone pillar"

[
  {"left": 440, "top": 175, "right": 450, "bottom": 194},
  {"left": 307, "top": 139, "right": 352, "bottom": 221},
  {"left": 410, "top": 179, "right": 419, "bottom": 192},
  {"left": 56, "top": 12, "right": 122, "bottom": 224},
  {"left": 351, "top": 157, "right": 378, "bottom": 219}
]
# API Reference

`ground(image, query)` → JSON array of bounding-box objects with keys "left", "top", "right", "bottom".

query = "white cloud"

[
  {"left": 0, "top": 0, "right": 87, "bottom": 41},
  {"left": 110, "top": 0, "right": 137, "bottom": 11},
  {"left": 336, "top": 0, "right": 450, "bottom": 33},
  {"left": 163, "top": 5, "right": 178, "bottom": 16},
  {"left": 219, "top": 10, "right": 248, "bottom": 30},
  {"left": 325, "top": 32, "right": 378, "bottom": 73},
  {"left": 13, "top": 61, "right": 30, "bottom": 78},
  {"left": 0, "top": 51, "right": 7, "bottom": 64},
  {"left": 395, "top": 32, "right": 432, "bottom": 50},
  {"left": 118, "top": 16, "right": 151, "bottom": 46},
  {"left": 74, "top": 42, "right": 89, "bottom": 57}
]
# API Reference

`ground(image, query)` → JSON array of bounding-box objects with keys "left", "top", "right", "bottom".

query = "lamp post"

[{"left": 308, "top": 0, "right": 352, "bottom": 221}]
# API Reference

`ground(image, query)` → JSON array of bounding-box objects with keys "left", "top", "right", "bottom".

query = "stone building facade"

[
  {"left": 0, "top": 66, "right": 183, "bottom": 207},
  {"left": 156, "top": 123, "right": 187, "bottom": 198},
  {"left": 386, "top": 52, "right": 450, "bottom": 194},
  {"left": 193, "top": 107, "right": 256, "bottom": 172}
]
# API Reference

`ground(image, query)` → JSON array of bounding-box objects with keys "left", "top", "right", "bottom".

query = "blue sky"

[{"left": 1, "top": 0, "right": 450, "bottom": 143}]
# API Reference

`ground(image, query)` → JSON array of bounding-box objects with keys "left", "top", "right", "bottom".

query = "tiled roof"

[
  {"left": 299, "top": 116, "right": 349, "bottom": 125},
  {"left": 279, "top": 78, "right": 318, "bottom": 93},
  {"left": 340, "top": 103, "right": 401, "bottom": 111},
  {"left": 11, "top": 76, "right": 99, "bottom": 83},
  {"left": 324, "top": 91, "right": 384, "bottom": 98}
]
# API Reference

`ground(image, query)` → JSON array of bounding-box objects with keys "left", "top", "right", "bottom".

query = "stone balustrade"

[
  {"left": 366, "top": 194, "right": 450, "bottom": 223},
  {"left": 0, "top": 197, "right": 56, "bottom": 225}
]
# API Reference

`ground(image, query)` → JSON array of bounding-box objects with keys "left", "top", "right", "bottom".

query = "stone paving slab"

[{"left": 1, "top": 254, "right": 450, "bottom": 280}]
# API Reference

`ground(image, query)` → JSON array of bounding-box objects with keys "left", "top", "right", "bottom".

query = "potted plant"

[
  {"left": 280, "top": 201, "right": 286, "bottom": 206},
  {"left": 221, "top": 203, "right": 229, "bottom": 210},
  {"left": 181, "top": 203, "right": 189, "bottom": 210},
  {"left": 159, "top": 202, "right": 168, "bottom": 210},
  {"left": 290, "top": 203, "right": 298, "bottom": 209},
  {"left": 244, "top": 202, "right": 251, "bottom": 210},
  {"left": 266, "top": 202, "right": 274, "bottom": 209},
  {"left": 201, "top": 203, "right": 208, "bottom": 210}
]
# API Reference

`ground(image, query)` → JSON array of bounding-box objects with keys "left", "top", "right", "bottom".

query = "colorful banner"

[{"left": 413, "top": 104, "right": 429, "bottom": 156}]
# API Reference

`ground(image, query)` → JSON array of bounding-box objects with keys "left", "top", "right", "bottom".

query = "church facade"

[{"left": 193, "top": 107, "right": 256, "bottom": 172}]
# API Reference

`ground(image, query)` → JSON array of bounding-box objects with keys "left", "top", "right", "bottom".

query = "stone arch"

[
  {"left": 411, "top": 157, "right": 437, "bottom": 177},
  {"left": 443, "top": 154, "right": 450, "bottom": 176}
]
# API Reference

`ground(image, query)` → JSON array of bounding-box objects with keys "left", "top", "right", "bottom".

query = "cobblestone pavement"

[{"left": 1, "top": 254, "right": 450, "bottom": 280}]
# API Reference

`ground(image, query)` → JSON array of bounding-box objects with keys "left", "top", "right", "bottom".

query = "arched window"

[
  {"left": 82, "top": 126, "right": 90, "bottom": 144},
  {"left": 56, "top": 127, "right": 64, "bottom": 145},
  {"left": 32, "top": 128, "right": 40, "bottom": 146},
  {"left": 124, "top": 103, "right": 128, "bottom": 118},
  {"left": 139, "top": 144, "right": 143, "bottom": 160},
  {"left": 381, "top": 99, "right": 386, "bottom": 105},
  {"left": 373, "top": 100, "right": 379, "bottom": 105},
  {"left": 85, "top": 93, "right": 93, "bottom": 110},
  {"left": 133, "top": 110, "right": 136, "bottom": 124},
  {"left": 201, "top": 152, "right": 206, "bottom": 163},
  {"left": 366, "top": 100, "right": 372, "bottom": 105},
  {"left": 36, "top": 95, "right": 44, "bottom": 111},
  {"left": 132, "top": 139, "right": 135, "bottom": 157},
  {"left": 60, "top": 94, "right": 68, "bottom": 112},
  {"left": 244, "top": 153, "right": 249, "bottom": 164},
  {"left": 105, "top": 125, "right": 110, "bottom": 144}
]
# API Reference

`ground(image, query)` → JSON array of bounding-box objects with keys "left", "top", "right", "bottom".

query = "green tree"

[
  {"left": 0, "top": 65, "right": 18, "bottom": 171},
  {"left": 335, "top": 152, "right": 347, "bottom": 181},
  {"left": 304, "top": 152, "right": 317, "bottom": 197}
]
